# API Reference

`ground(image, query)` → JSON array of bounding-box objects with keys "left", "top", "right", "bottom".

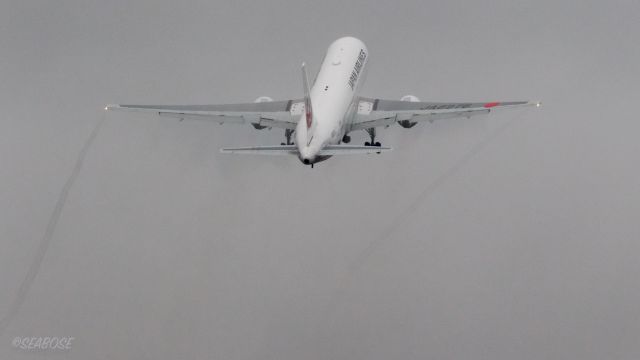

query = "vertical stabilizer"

[{"left": 301, "top": 62, "right": 313, "bottom": 132}]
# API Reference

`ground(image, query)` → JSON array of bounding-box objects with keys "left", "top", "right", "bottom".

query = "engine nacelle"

[
  {"left": 251, "top": 96, "right": 273, "bottom": 129},
  {"left": 400, "top": 95, "right": 420, "bottom": 102},
  {"left": 398, "top": 95, "right": 420, "bottom": 128},
  {"left": 254, "top": 96, "right": 273, "bottom": 103}
]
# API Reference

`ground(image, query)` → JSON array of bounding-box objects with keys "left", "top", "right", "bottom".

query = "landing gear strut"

[
  {"left": 364, "top": 128, "right": 381, "bottom": 148},
  {"left": 280, "top": 129, "right": 295, "bottom": 145}
]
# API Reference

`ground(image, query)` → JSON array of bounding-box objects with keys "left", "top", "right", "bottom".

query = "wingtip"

[{"left": 104, "top": 104, "right": 119, "bottom": 111}]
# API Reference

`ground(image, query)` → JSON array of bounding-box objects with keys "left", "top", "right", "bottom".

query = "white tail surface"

[
  {"left": 220, "top": 144, "right": 392, "bottom": 156},
  {"left": 301, "top": 62, "right": 313, "bottom": 135}
]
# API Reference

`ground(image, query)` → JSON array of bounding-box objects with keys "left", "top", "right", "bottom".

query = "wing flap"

[
  {"left": 158, "top": 112, "right": 244, "bottom": 124},
  {"left": 350, "top": 115, "right": 397, "bottom": 132}
]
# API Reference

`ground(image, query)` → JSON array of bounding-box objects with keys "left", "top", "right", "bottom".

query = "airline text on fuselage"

[{"left": 348, "top": 49, "right": 367, "bottom": 90}]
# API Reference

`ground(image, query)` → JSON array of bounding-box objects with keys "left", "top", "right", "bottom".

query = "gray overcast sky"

[{"left": 1, "top": 0, "right": 639, "bottom": 359}]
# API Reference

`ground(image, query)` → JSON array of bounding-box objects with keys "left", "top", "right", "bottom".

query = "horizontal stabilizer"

[
  {"left": 220, "top": 144, "right": 392, "bottom": 155},
  {"left": 318, "top": 145, "right": 392, "bottom": 155},
  {"left": 220, "top": 145, "right": 298, "bottom": 155}
]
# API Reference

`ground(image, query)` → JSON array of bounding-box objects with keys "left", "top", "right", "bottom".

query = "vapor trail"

[
  {"left": 325, "top": 115, "right": 523, "bottom": 321},
  {"left": 0, "top": 115, "right": 105, "bottom": 335}
]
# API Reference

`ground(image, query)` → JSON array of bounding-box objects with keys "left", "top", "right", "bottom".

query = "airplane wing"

[
  {"left": 350, "top": 98, "right": 540, "bottom": 131},
  {"left": 106, "top": 99, "right": 304, "bottom": 130},
  {"left": 220, "top": 144, "right": 392, "bottom": 155}
]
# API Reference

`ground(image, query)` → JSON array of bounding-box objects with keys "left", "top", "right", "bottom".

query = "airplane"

[{"left": 106, "top": 36, "right": 539, "bottom": 167}]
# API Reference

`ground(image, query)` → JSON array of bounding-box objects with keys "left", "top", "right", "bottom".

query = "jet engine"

[
  {"left": 254, "top": 96, "right": 273, "bottom": 103},
  {"left": 251, "top": 96, "right": 273, "bottom": 129},
  {"left": 400, "top": 95, "right": 420, "bottom": 102},
  {"left": 398, "top": 95, "right": 420, "bottom": 128}
]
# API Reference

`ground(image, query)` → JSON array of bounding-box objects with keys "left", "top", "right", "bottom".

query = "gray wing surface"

[
  {"left": 351, "top": 97, "right": 540, "bottom": 131},
  {"left": 106, "top": 100, "right": 304, "bottom": 130}
]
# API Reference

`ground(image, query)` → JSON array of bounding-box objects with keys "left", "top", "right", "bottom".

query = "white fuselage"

[{"left": 295, "top": 37, "right": 369, "bottom": 164}]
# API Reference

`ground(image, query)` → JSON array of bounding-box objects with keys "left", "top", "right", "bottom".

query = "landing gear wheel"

[
  {"left": 365, "top": 128, "right": 379, "bottom": 148},
  {"left": 342, "top": 134, "right": 351, "bottom": 143},
  {"left": 283, "top": 129, "right": 295, "bottom": 145}
]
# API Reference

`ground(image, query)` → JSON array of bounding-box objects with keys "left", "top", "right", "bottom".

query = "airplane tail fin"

[{"left": 301, "top": 62, "right": 313, "bottom": 142}]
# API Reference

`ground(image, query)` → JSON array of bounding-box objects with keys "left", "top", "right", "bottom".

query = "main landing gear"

[
  {"left": 364, "top": 128, "right": 381, "bottom": 147},
  {"left": 364, "top": 128, "right": 382, "bottom": 152},
  {"left": 280, "top": 129, "right": 294, "bottom": 146}
]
